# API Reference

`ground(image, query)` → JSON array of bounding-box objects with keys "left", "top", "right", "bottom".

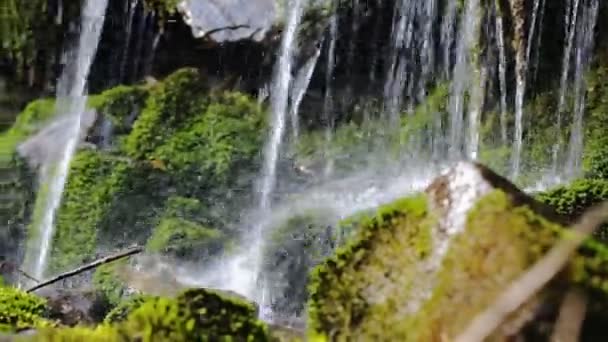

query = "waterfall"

[
  {"left": 530, "top": 0, "right": 547, "bottom": 88},
  {"left": 26, "top": 0, "right": 109, "bottom": 279},
  {"left": 553, "top": 0, "right": 581, "bottom": 176},
  {"left": 253, "top": 0, "right": 306, "bottom": 316},
  {"left": 119, "top": 0, "right": 139, "bottom": 83},
  {"left": 565, "top": 0, "right": 598, "bottom": 177},
  {"left": 441, "top": 0, "right": 458, "bottom": 77},
  {"left": 323, "top": 12, "right": 338, "bottom": 177},
  {"left": 510, "top": 0, "right": 528, "bottom": 179},
  {"left": 289, "top": 40, "right": 323, "bottom": 140},
  {"left": 494, "top": 0, "right": 509, "bottom": 145},
  {"left": 448, "top": 0, "right": 481, "bottom": 158},
  {"left": 383, "top": 0, "right": 417, "bottom": 124}
]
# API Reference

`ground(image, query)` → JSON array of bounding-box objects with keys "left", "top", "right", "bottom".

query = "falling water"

[
  {"left": 131, "top": 6, "right": 150, "bottom": 82},
  {"left": 119, "top": 0, "right": 139, "bottom": 83},
  {"left": 553, "top": 0, "right": 581, "bottom": 175},
  {"left": 289, "top": 40, "right": 323, "bottom": 141},
  {"left": 565, "top": 0, "right": 599, "bottom": 177},
  {"left": 440, "top": 0, "right": 458, "bottom": 77},
  {"left": 531, "top": 0, "right": 547, "bottom": 87},
  {"left": 494, "top": 1, "right": 509, "bottom": 145},
  {"left": 510, "top": 0, "right": 529, "bottom": 179},
  {"left": 323, "top": 12, "right": 338, "bottom": 176},
  {"left": 448, "top": 0, "right": 480, "bottom": 157},
  {"left": 252, "top": 0, "right": 305, "bottom": 314},
  {"left": 384, "top": 0, "right": 417, "bottom": 123},
  {"left": 27, "top": 0, "right": 109, "bottom": 279}
]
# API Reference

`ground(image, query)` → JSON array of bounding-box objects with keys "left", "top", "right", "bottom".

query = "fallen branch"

[
  {"left": 27, "top": 246, "right": 143, "bottom": 293},
  {"left": 17, "top": 269, "right": 40, "bottom": 283},
  {"left": 455, "top": 202, "right": 608, "bottom": 342},
  {"left": 551, "top": 288, "right": 588, "bottom": 342}
]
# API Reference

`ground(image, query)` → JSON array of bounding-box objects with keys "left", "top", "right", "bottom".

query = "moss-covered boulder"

[
  {"left": 29, "top": 288, "right": 269, "bottom": 341},
  {"left": 308, "top": 162, "right": 608, "bottom": 340}
]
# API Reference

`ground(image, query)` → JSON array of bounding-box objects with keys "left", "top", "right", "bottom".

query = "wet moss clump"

[
  {"left": 0, "top": 286, "right": 50, "bottom": 332},
  {"left": 146, "top": 197, "right": 225, "bottom": 260},
  {"left": 307, "top": 195, "right": 434, "bottom": 340},
  {"left": 537, "top": 179, "right": 608, "bottom": 240},
  {"left": 30, "top": 288, "right": 270, "bottom": 341}
]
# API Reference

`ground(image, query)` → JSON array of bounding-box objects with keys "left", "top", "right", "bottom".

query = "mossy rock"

[
  {"left": 262, "top": 210, "right": 336, "bottom": 317},
  {"left": 103, "top": 295, "right": 152, "bottom": 324},
  {"left": 88, "top": 85, "right": 149, "bottom": 136},
  {"left": 307, "top": 162, "right": 608, "bottom": 340},
  {"left": 537, "top": 179, "right": 608, "bottom": 241},
  {"left": 0, "top": 286, "right": 49, "bottom": 333},
  {"left": 30, "top": 288, "right": 270, "bottom": 341}
]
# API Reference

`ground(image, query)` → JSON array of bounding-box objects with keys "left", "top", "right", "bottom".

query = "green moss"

[
  {"left": 0, "top": 98, "right": 56, "bottom": 164},
  {"left": 150, "top": 91, "right": 266, "bottom": 189},
  {"left": 124, "top": 68, "right": 210, "bottom": 159},
  {"left": 88, "top": 85, "right": 149, "bottom": 136},
  {"left": 307, "top": 195, "right": 434, "bottom": 340},
  {"left": 0, "top": 286, "right": 50, "bottom": 332},
  {"left": 103, "top": 295, "right": 152, "bottom": 324},
  {"left": 47, "top": 150, "right": 133, "bottom": 272},
  {"left": 537, "top": 179, "right": 608, "bottom": 240},
  {"left": 584, "top": 66, "right": 608, "bottom": 179},
  {"left": 405, "top": 190, "right": 561, "bottom": 341},
  {"left": 146, "top": 217, "right": 224, "bottom": 259},
  {"left": 92, "top": 263, "right": 130, "bottom": 308}
]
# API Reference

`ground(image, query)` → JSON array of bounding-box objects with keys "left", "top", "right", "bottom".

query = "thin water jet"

[{"left": 24, "top": 0, "right": 109, "bottom": 279}]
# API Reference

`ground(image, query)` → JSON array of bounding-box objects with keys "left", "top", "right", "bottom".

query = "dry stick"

[
  {"left": 200, "top": 25, "right": 251, "bottom": 40},
  {"left": 17, "top": 269, "right": 40, "bottom": 283},
  {"left": 26, "top": 246, "right": 143, "bottom": 293},
  {"left": 551, "top": 288, "right": 588, "bottom": 342},
  {"left": 454, "top": 202, "right": 608, "bottom": 342}
]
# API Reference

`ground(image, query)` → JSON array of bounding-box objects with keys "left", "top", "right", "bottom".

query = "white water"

[
  {"left": 323, "top": 12, "right": 338, "bottom": 177},
  {"left": 565, "top": 0, "right": 599, "bottom": 177},
  {"left": 119, "top": 0, "right": 139, "bottom": 82},
  {"left": 494, "top": 2, "right": 509, "bottom": 145},
  {"left": 440, "top": 0, "right": 458, "bottom": 77},
  {"left": 289, "top": 41, "right": 322, "bottom": 141},
  {"left": 222, "top": 0, "right": 306, "bottom": 316},
  {"left": 553, "top": 0, "right": 581, "bottom": 175},
  {"left": 27, "top": 0, "right": 109, "bottom": 279},
  {"left": 449, "top": 0, "right": 480, "bottom": 158},
  {"left": 383, "top": 0, "right": 417, "bottom": 124}
]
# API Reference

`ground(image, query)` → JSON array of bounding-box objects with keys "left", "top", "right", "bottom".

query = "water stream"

[{"left": 25, "top": 0, "right": 109, "bottom": 279}]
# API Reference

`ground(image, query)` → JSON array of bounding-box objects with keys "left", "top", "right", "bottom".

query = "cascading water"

[
  {"left": 25, "top": 0, "right": 109, "bottom": 279},
  {"left": 494, "top": 0, "right": 509, "bottom": 145},
  {"left": 119, "top": 0, "right": 139, "bottom": 83},
  {"left": 553, "top": 0, "right": 581, "bottom": 176},
  {"left": 252, "top": 0, "right": 306, "bottom": 316},
  {"left": 448, "top": 0, "right": 481, "bottom": 158},
  {"left": 289, "top": 41, "right": 323, "bottom": 141},
  {"left": 322, "top": 11, "right": 338, "bottom": 176},
  {"left": 510, "top": 0, "right": 528, "bottom": 179},
  {"left": 565, "top": 0, "right": 599, "bottom": 177}
]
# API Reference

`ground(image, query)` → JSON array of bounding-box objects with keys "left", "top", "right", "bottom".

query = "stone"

[{"left": 177, "top": 0, "right": 277, "bottom": 42}]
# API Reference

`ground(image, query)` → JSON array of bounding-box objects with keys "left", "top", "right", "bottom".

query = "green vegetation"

[
  {"left": 0, "top": 285, "right": 50, "bottom": 332},
  {"left": 28, "top": 288, "right": 270, "bottom": 341},
  {"left": 308, "top": 195, "right": 434, "bottom": 340}
]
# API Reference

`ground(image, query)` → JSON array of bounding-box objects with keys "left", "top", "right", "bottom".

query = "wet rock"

[
  {"left": 38, "top": 288, "right": 111, "bottom": 326},
  {"left": 307, "top": 162, "right": 591, "bottom": 340},
  {"left": 177, "top": 0, "right": 277, "bottom": 42}
]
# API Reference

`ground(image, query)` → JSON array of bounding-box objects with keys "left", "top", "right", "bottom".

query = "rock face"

[
  {"left": 307, "top": 162, "right": 591, "bottom": 340},
  {"left": 177, "top": 0, "right": 277, "bottom": 42}
]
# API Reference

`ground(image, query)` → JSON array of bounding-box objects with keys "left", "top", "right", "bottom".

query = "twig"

[
  {"left": 200, "top": 25, "right": 251, "bottom": 40},
  {"left": 454, "top": 202, "right": 608, "bottom": 342},
  {"left": 17, "top": 269, "right": 39, "bottom": 283},
  {"left": 550, "top": 288, "right": 588, "bottom": 342},
  {"left": 27, "top": 246, "right": 143, "bottom": 293}
]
